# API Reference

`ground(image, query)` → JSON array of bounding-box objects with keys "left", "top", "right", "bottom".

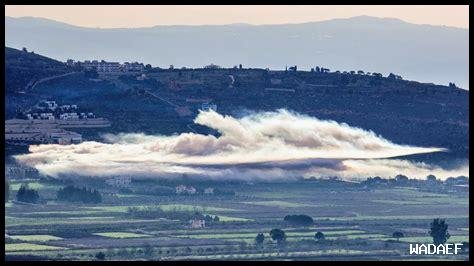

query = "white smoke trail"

[{"left": 14, "top": 109, "right": 468, "bottom": 180}]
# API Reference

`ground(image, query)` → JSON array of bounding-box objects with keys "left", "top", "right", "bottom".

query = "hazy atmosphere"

[
  {"left": 5, "top": 5, "right": 469, "bottom": 28},
  {"left": 5, "top": 5, "right": 469, "bottom": 262}
]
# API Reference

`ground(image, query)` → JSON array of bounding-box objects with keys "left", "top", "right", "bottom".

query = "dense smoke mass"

[{"left": 15, "top": 109, "right": 468, "bottom": 180}]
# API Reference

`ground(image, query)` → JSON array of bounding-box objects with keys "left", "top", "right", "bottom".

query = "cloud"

[{"left": 14, "top": 109, "right": 468, "bottom": 181}]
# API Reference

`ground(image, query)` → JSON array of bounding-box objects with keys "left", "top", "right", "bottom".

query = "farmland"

[{"left": 5, "top": 178, "right": 469, "bottom": 261}]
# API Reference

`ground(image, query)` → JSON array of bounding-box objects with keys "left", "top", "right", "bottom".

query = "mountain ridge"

[{"left": 5, "top": 15, "right": 469, "bottom": 30}]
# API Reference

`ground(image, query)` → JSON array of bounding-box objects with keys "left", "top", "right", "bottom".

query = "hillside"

[
  {"left": 5, "top": 16, "right": 469, "bottom": 89},
  {"left": 5, "top": 47, "right": 73, "bottom": 93},
  {"left": 4, "top": 48, "right": 469, "bottom": 163}
]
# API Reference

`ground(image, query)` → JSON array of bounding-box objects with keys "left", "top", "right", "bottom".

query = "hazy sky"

[{"left": 5, "top": 5, "right": 469, "bottom": 29}]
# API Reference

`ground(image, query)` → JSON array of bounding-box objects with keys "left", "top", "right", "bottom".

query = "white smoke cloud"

[{"left": 14, "top": 109, "right": 468, "bottom": 180}]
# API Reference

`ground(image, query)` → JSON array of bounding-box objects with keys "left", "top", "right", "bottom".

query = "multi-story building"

[
  {"left": 123, "top": 62, "right": 145, "bottom": 72},
  {"left": 78, "top": 60, "right": 145, "bottom": 73}
]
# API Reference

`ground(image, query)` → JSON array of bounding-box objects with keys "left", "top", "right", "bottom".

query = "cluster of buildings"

[
  {"left": 66, "top": 59, "right": 145, "bottom": 73},
  {"left": 25, "top": 112, "right": 95, "bottom": 121},
  {"left": 175, "top": 185, "right": 215, "bottom": 195},
  {"left": 105, "top": 176, "right": 132, "bottom": 188},
  {"left": 38, "top": 101, "right": 78, "bottom": 112},
  {"left": 25, "top": 101, "right": 95, "bottom": 121},
  {"left": 59, "top": 112, "right": 95, "bottom": 120},
  {"left": 175, "top": 185, "right": 197, "bottom": 195},
  {"left": 5, "top": 165, "right": 40, "bottom": 180},
  {"left": 6, "top": 100, "right": 111, "bottom": 145},
  {"left": 27, "top": 112, "right": 55, "bottom": 120},
  {"left": 5, "top": 119, "right": 83, "bottom": 145}
]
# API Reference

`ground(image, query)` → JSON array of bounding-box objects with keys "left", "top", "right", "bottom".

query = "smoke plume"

[{"left": 14, "top": 109, "right": 468, "bottom": 180}]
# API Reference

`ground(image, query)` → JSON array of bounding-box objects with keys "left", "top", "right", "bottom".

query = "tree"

[
  {"left": 392, "top": 231, "right": 404, "bottom": 241},
  {"left": 255, "top": 233, "right": 265, "bottom": 247},
  {"left": 284, "top": 214, "right": 314, "bottom": 227},
  {"left": 270, "top": 229, "right": 286, "bottom": 245},
  {"left": 16, "top": 184, "right": 39, "bottom": 203},
  {"left": 5, "top": 178, "right": 9, "bottom": 202},
  {"left": 95, "top": 252, "right": 105, "bottom": 260},
  {"left": 57, "top": 185, "right": 102, "bottom": 204},
  {"left": 430, "top": 218, "right": 450, "bottom": 245},
  {"left": 395, "top": 174, "right": 409, "bottom": 184},
  {"left": 143, "top": 244, "right": 154, "bottom": 257},
  {"left": 314, "top": 231, "right": 325, "bottom": 241},
  {"left": 426, "top": 175, "right": 437, "bottom": 182}
]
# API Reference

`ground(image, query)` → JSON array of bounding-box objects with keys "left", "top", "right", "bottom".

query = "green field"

[
  {"left": 241, "top": 200, "right": 311, "bottom": 208},
  {"left": 5, "top": 243, "right": 66, "bottom": 252},
  {"left": 4, "top": 179, "right": 468, "bottom": 261},
  {"left": 376, "top": 235, "right": 470, "bottom": 243},
  {"left": 93, "top": 232, "right": 151, "bottom": 238},
  {"left": 9, "top": 235, "right": 63, "bottom": 242}
]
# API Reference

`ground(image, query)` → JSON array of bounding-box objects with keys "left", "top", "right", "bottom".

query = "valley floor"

[{"left": 5, "top": 179, "right": 469, "bottom": 261}]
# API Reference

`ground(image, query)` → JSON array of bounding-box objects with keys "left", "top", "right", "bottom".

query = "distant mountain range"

[{"left": 5, "top": 15, "right": 469, "bottom": 89}]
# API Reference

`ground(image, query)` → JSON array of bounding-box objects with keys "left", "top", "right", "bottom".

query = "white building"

[
  {"left": 201, "top": 103, "right": 217, "bottom": 112},
  {"left": 43, "top": 101, "right": 58, "bottom": 110},
  {"left": 83, "top": 60, "right": 122, "bottom": 73}
]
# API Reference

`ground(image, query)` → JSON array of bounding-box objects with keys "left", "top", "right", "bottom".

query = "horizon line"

[{"left": 5, "top": 15, "right": 469, "bottom": 30}]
